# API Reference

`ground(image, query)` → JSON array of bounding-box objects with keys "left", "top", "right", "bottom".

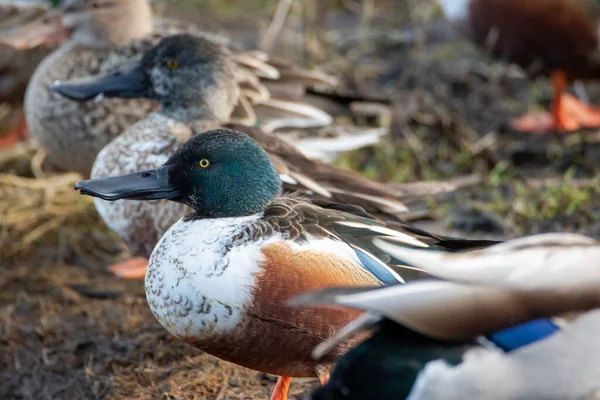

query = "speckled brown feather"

[
  {"left": 215, "top": 196, "right": 496, "bottom": 270},
  {"left": 25, "top": 23, "right": 171, "bottom": 176}
]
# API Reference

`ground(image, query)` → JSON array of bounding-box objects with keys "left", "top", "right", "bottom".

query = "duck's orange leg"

[
  {"left": 319, "top": 372, "right": 330, "bottom": 386},
  {"left": 108, "top": 257, "right": 148, "bottom": 280},
  {"left": 511, "top": 70, "right": 600, "bottom": 133},
  {"left": 0, "top": 109, "right": 28, "bottom": 149},
  {"left": 270, "top": 376, "right": 292, "bottom": 400}
]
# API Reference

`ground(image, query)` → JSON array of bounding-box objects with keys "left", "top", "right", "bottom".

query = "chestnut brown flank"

[{"left": 184, "top": 242, "right": 381, "bottom": 378}]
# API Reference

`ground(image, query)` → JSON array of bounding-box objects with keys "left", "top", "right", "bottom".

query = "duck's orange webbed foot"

[
  {"left": 510, "top": 70, "right": 600, "bottom": 134},
  {"left": 108, "top": 256, "right": 148, "bottom": 280},
  {"left": 270, "top": 376, "right": 292, "bottom": 400},
  {"left": 510, "top": 111, "right": 559, "bottom": 133},
  {"left": 560, "top": 93, "right": 600, "bottom": 128},
  {"left": 510, "top": 93, "right": 600, "bottom": 133},
  {"left": 0, "top": 110, "right": 28, "bottom": 149}
]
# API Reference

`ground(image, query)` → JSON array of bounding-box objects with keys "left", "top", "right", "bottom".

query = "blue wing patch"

[
  {"left": 487, "top": 319, "right": 560, "bottom": 352},
  {"left": 352, "top": 246, "right": 405, "bottom": 285}
]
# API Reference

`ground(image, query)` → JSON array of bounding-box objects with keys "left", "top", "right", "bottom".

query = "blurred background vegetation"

[
  {"left": 151, "top": 0, "right": 600, "bottom": 238},
  {"left": 0, "top": 2, "right": 599, "bottom": 399},
  {"left": 2, "top": 0, "right": 599, "bottom": 242}
]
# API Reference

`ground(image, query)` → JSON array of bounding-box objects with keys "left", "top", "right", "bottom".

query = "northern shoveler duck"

[
  {"left": 440, "top": 0, "right": 600, "bottom": 133},
  {"left": 0, "top": 0, "right": 55, "bottom": 148},
  {"left": 295, "top": 233, "right": 600, "bottom": 400},
  {"left": 73, "top": 128, "right": 496, "bottom": 400},
  {"left": 1, "top": 0, "right": 389, "bottom": 175},
  {"left": 50, "top": 34, "right": 409, "bottom": 279}
]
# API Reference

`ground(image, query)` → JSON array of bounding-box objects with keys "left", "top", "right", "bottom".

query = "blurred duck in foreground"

[
  {"left": 294, "top": 233, "right": 600, "bottom": 400},
  {"left": 440, "top": 0, "right": 600, "bottom": 133},
  {"left": 1, "top": 0, "right": 388, "bottom": 175},
  {"left": 0, "top": 0, "right": 56, "bottom": 148},
  {"left": 74, "top": 128, "right": 496, "bottom": 400},
  {"left": 52, "top": 34, "right": 432, "bottom": 279}
]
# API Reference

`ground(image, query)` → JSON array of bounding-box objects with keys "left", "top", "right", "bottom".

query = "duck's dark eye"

[
  {"left": 165, "top": 60, "right": 179, "bottom": 70},
  {"left": 92, "top": 1, "right": 101, "bottom": 8},
  {"left": 199, "top": 159, "right": 210, "bottom": 168}
]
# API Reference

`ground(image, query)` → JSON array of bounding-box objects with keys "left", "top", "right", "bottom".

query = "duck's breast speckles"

[
  {"left": 147, "top": 224, "right": 382, "bottom": 377},
  {"left": 91, "top": 114, "right": 193, "bottom": 256},
  {"left": 145, "top": 213, "right": 273, "bottom": 341}
]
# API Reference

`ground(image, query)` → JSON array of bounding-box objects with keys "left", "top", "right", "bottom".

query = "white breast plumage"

[
  {"left": 144, "top": 211, "right": 368, "bottom": 342},
  {"left": 145, "top": 213, "right": 277, "bottom": 340}
]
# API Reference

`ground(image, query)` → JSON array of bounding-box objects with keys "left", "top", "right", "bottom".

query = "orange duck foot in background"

[
  {"left": 108, "top": 257, "right": 148, "bottom": 280},
  {"left": 0, "top": 110, "right": 28, "bottom": 149},
  {"left": 319, "top": 372, "right": 330, "bottom": 386},
  {"left": 510, "top": 70, "right": 600, "bottom": 133},
  {"left": 270, "top": 376, "right": 292, "bottom": 400}
]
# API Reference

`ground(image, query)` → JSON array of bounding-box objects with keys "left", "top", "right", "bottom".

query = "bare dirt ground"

[{"left": 1, "top": 1, "right": 599, "bottom": 399}]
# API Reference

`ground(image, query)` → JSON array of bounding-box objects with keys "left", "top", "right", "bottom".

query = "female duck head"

[
  {"left": 51, "top": 34, "right": 240, "bottom": 122},
  {"left": 75, "top": 129, "right": 282, "bottom": 218}
]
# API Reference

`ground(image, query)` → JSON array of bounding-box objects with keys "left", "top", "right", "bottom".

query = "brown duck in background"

[
  {"left": 440, "top": 0, "right": 600, "bottom": 133},
  {"left": 0, "top": 1, "right": 56, "bottom": 148},
  {"left": 0, "top": 0, "right": 158, "bottom": 173}
]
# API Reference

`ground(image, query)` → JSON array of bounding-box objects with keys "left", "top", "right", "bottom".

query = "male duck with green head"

[
  {"left": 49, "top": 34, "right": 418, "bottom": 280},
  {"left": 74, "top": 128, "right": 496, "bottom": 400}
]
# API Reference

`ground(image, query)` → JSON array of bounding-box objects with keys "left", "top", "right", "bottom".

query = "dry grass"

[{"left": 0, "top": 141, "right": 121, "bottom": 266}]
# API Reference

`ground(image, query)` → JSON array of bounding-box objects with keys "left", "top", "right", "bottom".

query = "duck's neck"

[{"left": 160, "top": 103, "right": 229, "bottom": 126}]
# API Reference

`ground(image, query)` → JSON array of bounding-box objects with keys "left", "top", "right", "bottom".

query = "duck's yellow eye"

[
  {"left": 199, "top": 159, "right": 210, "bottom": 168},
  {"left": 165, "top": 60, "right": 179, "bottom": 70}
]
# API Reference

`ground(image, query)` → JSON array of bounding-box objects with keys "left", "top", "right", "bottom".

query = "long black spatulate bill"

[
  {"left": 75, "top": 165, "right": 179, "bottom": 201},
  {"left": 51, "top": 64, "right": 148, "bottom": 101}
]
